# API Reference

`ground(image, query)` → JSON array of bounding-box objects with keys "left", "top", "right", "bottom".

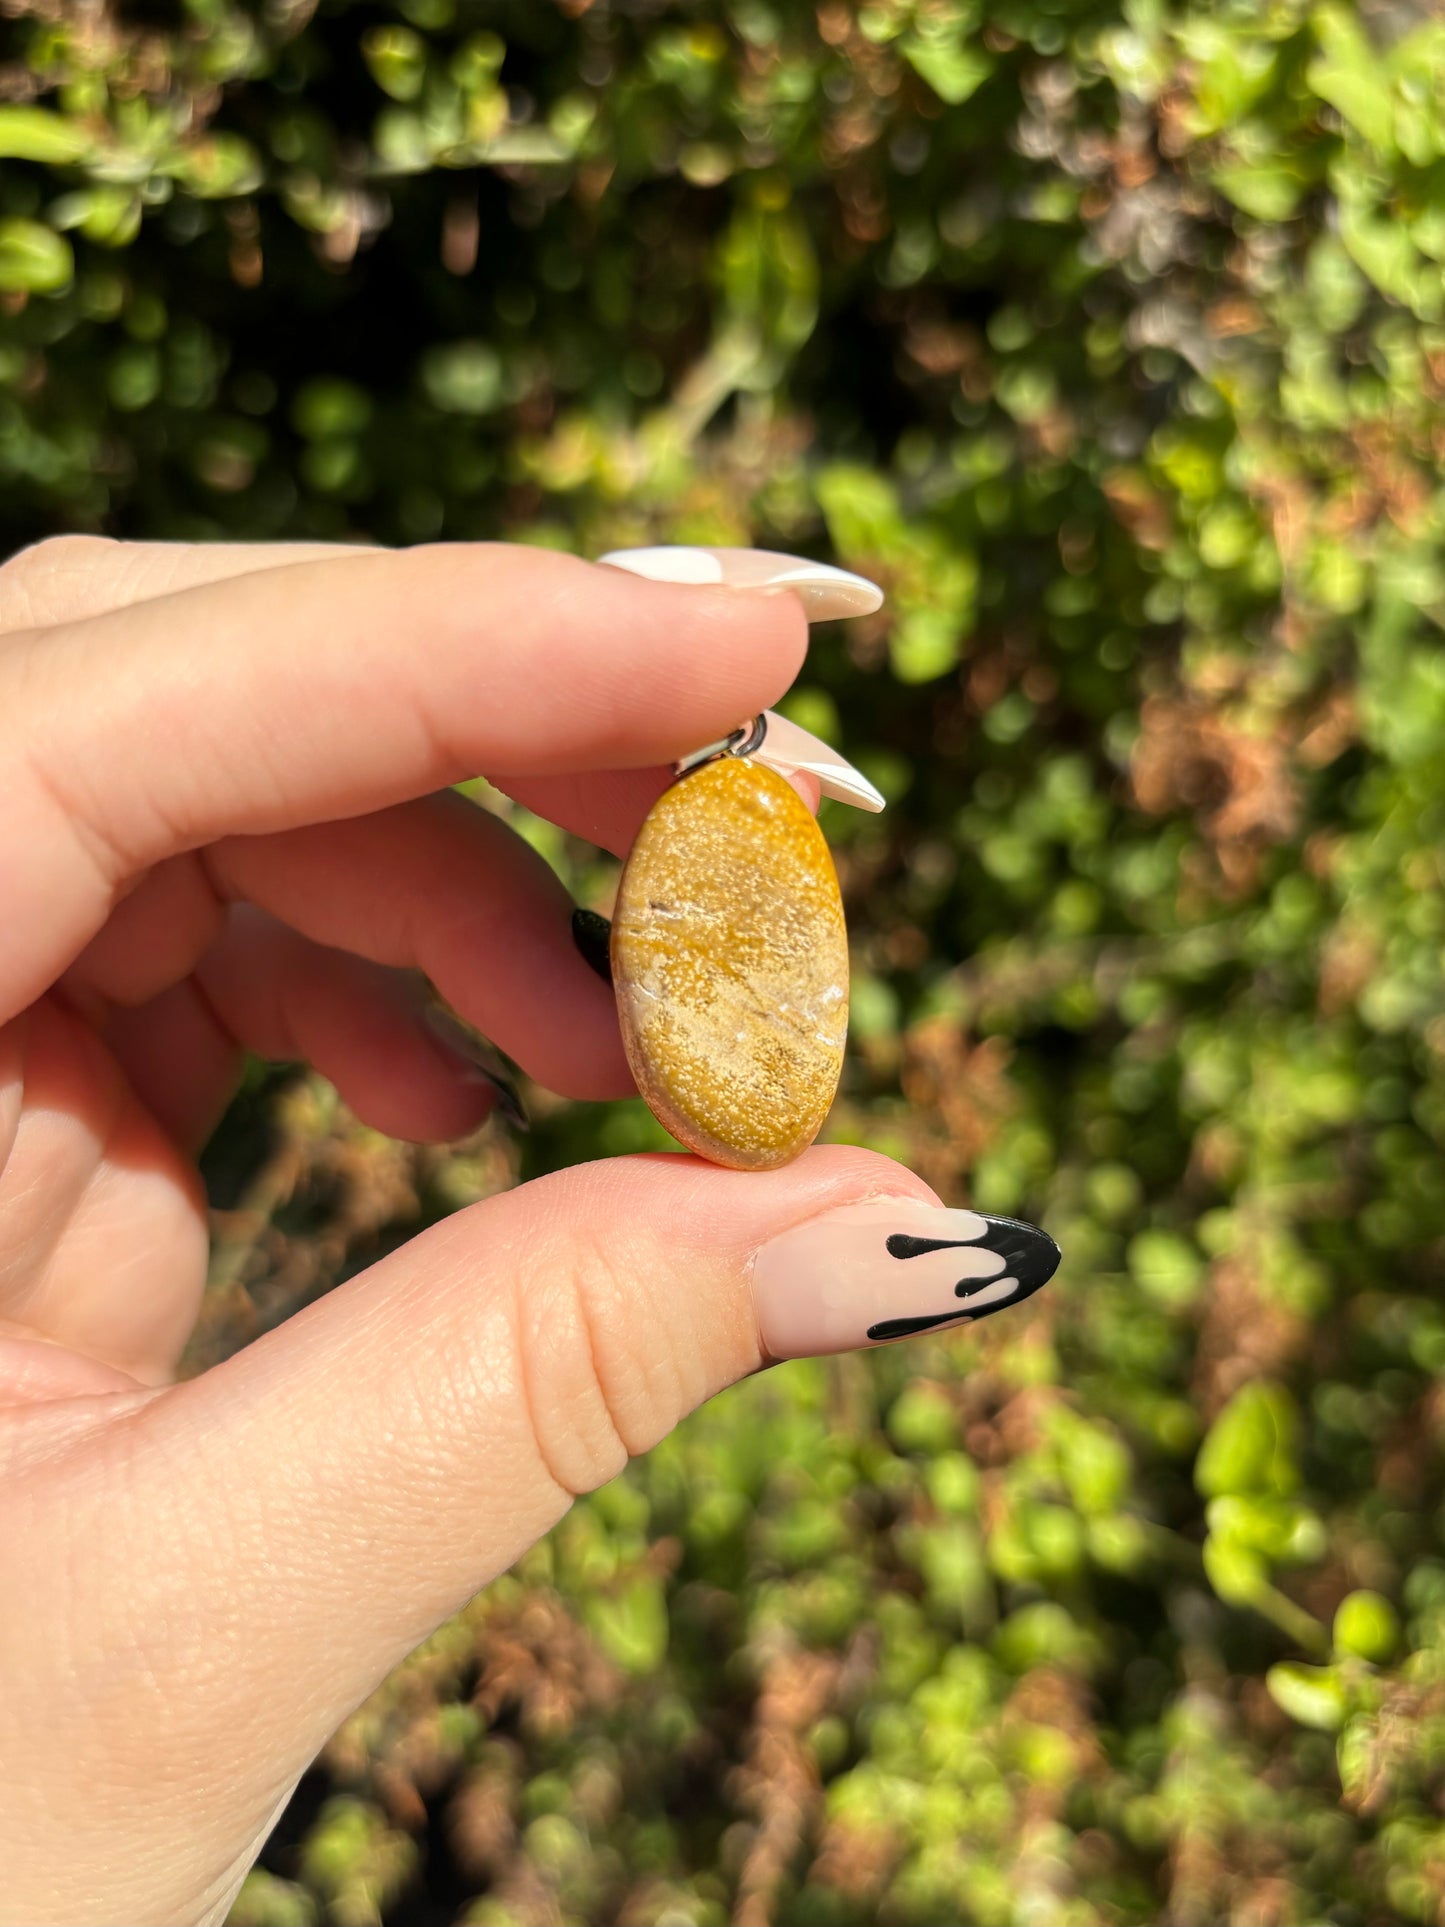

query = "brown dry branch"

[
  {"left": 730, "top": 1641, "right": 842, "bottom": 1927},
  {"left": 1132, "top": 696, "right": 1299, "bottom": 854},
  {"left": 1191, "top": 1256, "right": 1309, "bottom": 1417},
  {"left": 186, "top": 1077, "right": 513, "bottom": 1374},
  {"left": 473, "top": 1593, "right": 623, "bottom": 1740}
]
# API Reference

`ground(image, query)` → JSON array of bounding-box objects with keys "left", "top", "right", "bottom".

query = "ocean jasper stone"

[{"left": 611, "top": 755, "right": 849, "bottom": 1171}]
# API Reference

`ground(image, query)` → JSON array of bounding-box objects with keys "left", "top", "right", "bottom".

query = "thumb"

[{"left": 9, "top": 1148, "right": 1056, "bottom": 1923}]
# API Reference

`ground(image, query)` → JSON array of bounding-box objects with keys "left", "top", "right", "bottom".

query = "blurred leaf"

[
  {"left": 586, "top": 1575, "right": 669, "bottom": 1675},
  {"left": 293, "top": 378, "right": 373, "bottom": 440},
  {"left": 51, "top": 185, "right": 143, "bottom": 247},
  {"left": 718, "top": 200, "right": 818, "bottom": 358},
  {"left": 1333, "top": 1590, "right": 1399, "bottom": 1663},
  {"left": 887, "top": 1384, "right": 958, "bottom": 1455},
  {"left": 1205, "top": 1494, "right": 1326, "bottom": 1564},
  {"left": 1196, "top": 1382, "right": 1302, "bottom": 1500},
  {"left": 1203, "top": 1534, "right": 1271, "bottom": 1608},
  {"left": 1267, "top": 1660, "right": 1348, "bottom": 1731},
  {"left": 363, "top": 25, "right": 429, "bottom": 102},
  {"left": 1128, "top": 1230, "right": 1204, "bottom": 1308},
  {"left": 1213, "top": 162, "right": 1306, "bottom": 223},
  {"left": 1309, "top": 7, "right": 1394, "bottom": 153},
  {"left": 1338, "top": 199, "right": 1423, "bottom": 308},
  {"left": 0, "top": 218, "right": 72, "bottom": 293},
  {"left": 170, "top": 134, "right": 264, "bottom": 198},
  {"left": 902, "top": 31, "right": 993, "bottom": 107},
  {"left": 420, "top": 341, "right": 503, "bottom": 415},
  {"left": 0, "top": 106, "right": 92, "bottom": 164}
]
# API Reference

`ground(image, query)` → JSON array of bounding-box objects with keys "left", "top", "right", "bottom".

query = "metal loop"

[
  {"left": 672, "top": 713, "right": 768, "bottom": 780},
  {"left": 728, "top": 715, "right": 768, "bottom": 758}
]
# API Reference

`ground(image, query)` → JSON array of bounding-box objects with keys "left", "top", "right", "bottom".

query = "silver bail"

[{"left": 672, "top": 712, "right": 885, "bottom": 813}]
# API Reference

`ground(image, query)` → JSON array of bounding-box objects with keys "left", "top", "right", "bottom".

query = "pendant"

[{"left": 611, "top": 712, "right": 882, "bottom": 1171}]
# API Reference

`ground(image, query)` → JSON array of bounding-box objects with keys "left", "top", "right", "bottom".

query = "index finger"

[{"left": 0, "top": 543, "right": 809, "bottom": 1026}]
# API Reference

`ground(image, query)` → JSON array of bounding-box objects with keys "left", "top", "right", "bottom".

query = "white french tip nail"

[
  {"left": 758, "top": 710, "right": 886, "bottom": 813},
  {"left": 597, "top": 545, "right": 884, "bottom": 621}
]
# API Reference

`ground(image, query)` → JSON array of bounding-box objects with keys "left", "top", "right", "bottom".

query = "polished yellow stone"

[{"left": 611, "top": 756, "right": 849, "bottom": 1171}]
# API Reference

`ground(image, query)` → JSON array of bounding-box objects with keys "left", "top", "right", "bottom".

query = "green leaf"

[
  {"left": 451, "top": 30, "right": 506, "bottom": 93},
  {"left": 420, "top": 340, "right": 503, "bottom": 414},
  {"left": 1205, "top": 1494, "right": 1326, "bottom": 1564},
  {"left": 0, "top": 106, "right": 92, "bottom": 164},
  {"left": 890, "top": 608, "right": 961, "bottom": 684},
  {"left": 1267, "top": 1660, "right": 1348, "bottom": 1731},
  {"left": 229, "top": 1869, "right": 319, "bottom": 1927},
  {"left": 468, "top": 127, "right": 572, "bottom": 166},
  {"left": 0, "top": 218, "right": 73, "bottom": 294},
  {"left": 993, "top": 1602, "right": 1099, "bottom": 1674},
  {"left": 586, "top": 1576, "right": 668, "bottom": 1675},
  {"left": 107, "top": 343, "right": 162, "bottom": 411},
  {"left": 1179, "top": 22, "right": 1280, "bottom": 135},
  {"left": 887, "top": 1384, "right": 959, "bottom": 1455},
  {"left": 1333, "top": 1590, "right": 1399, "bottom": 1663},
  {"left": 1202, "top": 1534, "right": 1270, "bottom": 1607},
  {"left": 1127, "top": 1229, "right": 1204, "bottom": 1307},
  {"left": 717, "top": 201, "right": 819, "bottom": 356},
  {"left": 816, "top": 463, "right": 902, "bottom": 557},
  {"left": 1195, "top": 1381, "right": 1301, "bottom": 1499},
  {"left": 50, "top": 185, "right": 143, "bottom": 248},
  {"left": 913, "top": 1520, "right": 990, "bottom": 1622},
  {"left": 1303, "top": 538, "right": 1368, "bottom": 613},
  {"left": 901, "top": 32, "right": 993, "bottom": 106},
  {"left": 292, "top": 377, "right": 373, "bottom": 440},
  {"left": 1337, "top": 1715, "right": 1383, "bottom": 1806},
  {"left": 170, "top": 134, "right": 263, "bottom": 198},
  {"left": 1310, "top": 6, "right": 1394, "bottom": 152},
  {"left": 1212, "top": 162, "right": 1306, "bottom": 223},
  {"left": 1339, "top": 198, "right": 1422, "bottom": 308},
  {"left": 362, "top": 24, "right": 429, "bottom": 102},
  {"left": 1052, "top": 1412, "right": 1133, "bottom": 1515},
  {"left": 1087, "top": 1513, "right": 1155, "bottom": 1576},
  {"left": 925, "top": 1451, "right": 981, "bottom": 1515}
]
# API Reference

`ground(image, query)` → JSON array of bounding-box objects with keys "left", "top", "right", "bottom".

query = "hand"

[{"left": 0, "top": 537, "right": 1050, "bottom": 1925}]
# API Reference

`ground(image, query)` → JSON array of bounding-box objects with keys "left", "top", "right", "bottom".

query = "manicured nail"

[
  {"left": 421, "top": 1005, "right": 529, "bottom": 1131},
  {"left": 752, "top": 1201, "right": 1059, "bottom": 1359},
  {"left": 757, "top": 710, "right": 885, "bottom": 813},
  {"left": 598, "top": 546, "right": 884, "bottom": 621},
  {"left": 571, "top": 907, "right": 613, "bottom": 984}
]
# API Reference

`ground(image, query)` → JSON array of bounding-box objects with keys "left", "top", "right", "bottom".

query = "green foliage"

[
  {"left": 5, "top": 0, "right": 1445, "bottom": 1921},
  {"left": 1334, "top": 1588, "right": 1400, "bottom": 1664},
  {"left": 1196, "top": 1381, "right": 1302, "bottom": 1500}
]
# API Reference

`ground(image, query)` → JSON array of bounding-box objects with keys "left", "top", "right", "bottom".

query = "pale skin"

[{"left": 0, "top": 538, "right": 940, "bottom": 1925}]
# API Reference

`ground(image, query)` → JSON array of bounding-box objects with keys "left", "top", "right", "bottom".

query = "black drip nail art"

[
  {"left": 571, "top": 907, "right": 614, "bottom": 985},
  {"left": 968, "top": 1214, "right": 1061, "bottom": 1313},
  {"left": 868, "top": 1308, "right": 980, "bottom": 1342},
  {"left": 866, "top": 1212, "right": 1060, "bottom": 1343},
  {"left": 480, "top": 1067, "right": 529, "bottom": 1133},
  {"left": 887, "top": 1233, "right": 968, "bottom": 1259},
  {"left": 422, "top": 1003, "right": 530, "bottom": 1133}
]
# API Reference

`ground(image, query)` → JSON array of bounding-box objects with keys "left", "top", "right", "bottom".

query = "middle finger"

[{"left": 71, "top": 789, "right": 631, "bottom": 1101}]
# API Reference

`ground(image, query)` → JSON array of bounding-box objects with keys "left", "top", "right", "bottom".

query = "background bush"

[{"left": 4, "top": 0, "right": 1445, "bottom": 1920}]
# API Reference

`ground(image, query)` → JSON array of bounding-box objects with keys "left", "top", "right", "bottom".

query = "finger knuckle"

[
  {"left": 513, "top": 1229, "right": 683, "bottom": 1498},
  {"left": 0, "top": 536, "right": 118, "bottom": 632}
]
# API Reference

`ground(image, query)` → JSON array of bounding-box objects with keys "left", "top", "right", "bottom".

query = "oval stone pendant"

[{"left": 611, "top": 749, "right": 850, "bottom": 1171}]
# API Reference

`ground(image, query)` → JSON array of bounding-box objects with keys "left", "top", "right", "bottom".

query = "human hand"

[{"left": 0, "top": 537, "right": 1056, "bottom": 1923}]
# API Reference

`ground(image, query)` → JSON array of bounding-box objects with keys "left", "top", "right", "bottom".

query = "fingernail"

[
  {"left": 752, "top": 1201, "right": 1060, "bottom": 1359},
  {"left": 421, "top": 1005, "right": 529, "bottom": 1132},
  {"left": 571, "top": 907, "right": 614, "bottom": 984},
  {"left": 598, "top": 546, "right": 884, "bottom": 622},
  {"left": 757, "top": 710, "right": 885, "bottom": 813}
]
